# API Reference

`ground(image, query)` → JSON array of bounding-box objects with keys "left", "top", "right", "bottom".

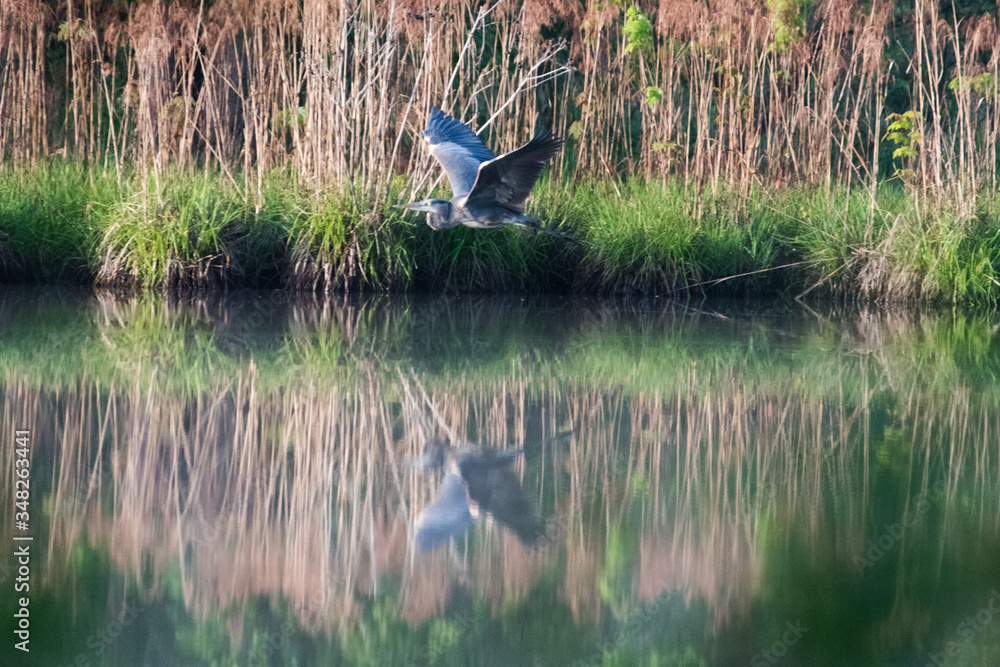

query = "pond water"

[{"left": 1, "top": 287, "right": 1000, "bottom": 666}]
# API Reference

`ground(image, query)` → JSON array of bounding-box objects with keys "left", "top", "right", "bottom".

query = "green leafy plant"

[
  {"left": 56, "top": 19, "right": 94, "bottom": 42},
  {"left": 883, "top": 111, "right": 921, "bottom": 184},
  {"left": 768, "top": 0, "right": 810, "bottom": 53},
  {"left": 883, "top": 111, "right": 921, "bottom": 159},
  {"left": 948, "top": 73, "right": 998, "bottom": 99},
  {"left": 645, "top": 85, "right": 663, "bottom": 108},
  {"left": 623, "top": 6, "right": 653, "bottom": 57}
]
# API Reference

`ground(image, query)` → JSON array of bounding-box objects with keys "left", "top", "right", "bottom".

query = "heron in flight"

[
  {"left": 410, "top": 438, "right": 549, "bottom": 552},
  {"left": 396, "top": 107, "right": 565, "bottom": 234}
]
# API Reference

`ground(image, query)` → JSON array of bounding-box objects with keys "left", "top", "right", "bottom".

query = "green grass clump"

[
  {"left": 288, "top": 187, "right": 418, "bottom": 292},
  {"left": 910, "top": 203, "right": 1000, "bottom": 303},
  {"left": 561, "top": 181, "right": 778, "bottom": 295},
  {"left": 0, "top": 163, "right": 100, "bottom": 282},
  {"left": 94, "top": 172, "right": 289, "bottom": 290},
  {"left": 764, "top": 186, "right": 1000, "bottom": 303},
  {"left": 3, "top": 160, "right": 1000, "bottom": 302}
]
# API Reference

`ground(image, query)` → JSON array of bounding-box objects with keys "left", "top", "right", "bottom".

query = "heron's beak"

[{"left": 394, "top": 200, "right": 433, "bottom": 212}]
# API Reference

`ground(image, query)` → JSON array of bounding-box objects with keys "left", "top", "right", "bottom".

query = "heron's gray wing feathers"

[
  {"left": 424, "top": 107, "right": 495, "bottom": 197},
  {"left": 466, "top": 132, "right": 562, "bottom": 211}
]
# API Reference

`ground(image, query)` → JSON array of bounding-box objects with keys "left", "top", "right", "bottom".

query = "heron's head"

[{"left": 393, "top": 198, "right": 448, "bottom": 214}]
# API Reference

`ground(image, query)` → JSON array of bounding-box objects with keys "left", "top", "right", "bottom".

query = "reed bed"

[
  {"left": 4, "top": 0, "right": 998, "bottom": 193},
  {"left": 2, "top": 1, "right": 1000, "bottom": 297}
]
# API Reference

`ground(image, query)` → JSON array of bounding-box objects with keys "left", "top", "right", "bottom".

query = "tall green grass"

[
  {"left": 552, "top": 181, "right": 779, "bottom": 295},
  {"left": 288, "top": 182, "right": 419, "bottom": 292},
  {"left": 767, "top": 186, "right": 1000, "bottom": 303},
  {"left": 0, "top": 164, "right": 98, "bottom": 282},
  {"left": 2, "top": 162, "right": 1000, "bottom": 301},
  {"left": 96, "top": 175, "right": 244, "bottom": 289}
]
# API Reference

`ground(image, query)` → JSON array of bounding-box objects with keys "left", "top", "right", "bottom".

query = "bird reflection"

[{"left": 411, "top": 439, "right": 548, "bottom": 551}]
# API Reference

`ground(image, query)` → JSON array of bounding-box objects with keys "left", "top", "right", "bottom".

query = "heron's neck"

[
  {"left": 433, "top": 200, "right": 452, "bottom": 219},
  {"left": 426, "top": 200, "right": 460, "bottom": 230}
]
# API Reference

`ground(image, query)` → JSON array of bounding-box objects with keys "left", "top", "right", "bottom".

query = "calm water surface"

[{"left": 1, "top": 288, "right": 999, "bottom": 666}]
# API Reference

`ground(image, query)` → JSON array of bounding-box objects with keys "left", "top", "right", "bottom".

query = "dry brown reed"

[
  {"left": 5, "top": 0, "right": 998, "bottom": 212},
  {"left": 0, "top": 0, "right": 50, "bottom": 163}
]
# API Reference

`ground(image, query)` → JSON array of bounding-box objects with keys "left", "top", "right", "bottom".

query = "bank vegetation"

[{"left": 2, "top": 0, "right": 1000, "bottom": 300}]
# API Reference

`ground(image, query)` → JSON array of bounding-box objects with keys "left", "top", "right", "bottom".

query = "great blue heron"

[
  {"left": 410, "top": 438, "right": 548, "bottom": 551},
  {"left": 396, "top": 107, "right": 565, "bottom": 235}
]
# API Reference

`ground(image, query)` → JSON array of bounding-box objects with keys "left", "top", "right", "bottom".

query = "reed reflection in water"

[{"left": 1, "top": 292, "right": 999, "bottom": 665}]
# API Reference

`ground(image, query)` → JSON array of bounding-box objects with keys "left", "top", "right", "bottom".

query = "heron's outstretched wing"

[
  {"left": 459, "top": 455, "right": 549, "bottom": 546},
  {"left": 414, "top": 470, "right": 473, "bottom": 551},
  {"left": 465, "top": 131, "right": 562, "bottom": 211},
  {"left": 424, "top": 107, "right": 495, "bottom": 198}
]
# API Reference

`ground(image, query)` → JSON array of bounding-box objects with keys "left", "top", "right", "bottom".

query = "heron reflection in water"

[
  {"left": 395, "top": 107, "right": 573, "bottom": 239},
  {"left": 411, "top": 439, "right": 548, "bottom": 552}
]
